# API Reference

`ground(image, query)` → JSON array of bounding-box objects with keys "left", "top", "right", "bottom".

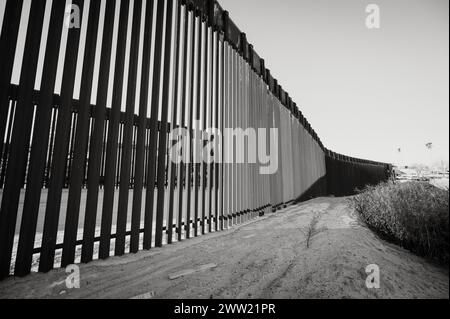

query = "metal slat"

[
  {"left": 167, "top": 0, "right": 182, "bottom": 245},
  {"left": 214, "top": 33, "right": 222, "bottom": 231},
  {"left": 176, "top": 5, "right": 190, "bottom": 242},
  {"left": 201, "top": 21, "right": 209, "bottom": 235},
  {"left": 99, "top": 0, "right": 130, "bottom": 260},
  {"left": 212, "top": 30, "right": 219, "bottom": 232},
  {"left": 185, "top": 9, "right": 198, "bottom": 240},
  {"left": 155, "top": 0, "right": 175, "bottom": 248},
  {"left": 193, "top": 11, "right": 202, "bottom": 238},
  {"left": 143, "top": 0, "right": 166, "bottom": 250}
]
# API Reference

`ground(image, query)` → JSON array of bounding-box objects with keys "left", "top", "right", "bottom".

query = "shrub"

[{"left": 351, "top": 181, "right": 449, "bottom": 266}]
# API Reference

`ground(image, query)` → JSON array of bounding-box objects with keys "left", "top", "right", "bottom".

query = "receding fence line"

[{"left": 0, "top": 0, "right": 392, "bottom": 279}]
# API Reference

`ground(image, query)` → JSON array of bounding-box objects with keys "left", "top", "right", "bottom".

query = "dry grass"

[
  {"left": 351, "top": 181, "right": 449, "bottom": 265},
  {"left": 300, "top": 213, "right": 322, "bottom": 249}
]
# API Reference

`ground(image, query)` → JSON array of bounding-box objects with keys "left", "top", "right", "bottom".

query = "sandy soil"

[
  {"left": 3, "top": 189, "right": 211, "bottom": 273},
  {"left": 0, "top": 197, "right": 448, "bottom": 299}
]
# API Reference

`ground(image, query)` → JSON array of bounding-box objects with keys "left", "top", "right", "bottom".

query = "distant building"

[{"left": 393, "top": 167, "right": 423, "bottom": 181}]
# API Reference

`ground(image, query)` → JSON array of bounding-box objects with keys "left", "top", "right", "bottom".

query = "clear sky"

[
  {"left": 0, "top": 0, "right": 448, "bottom": 167},
  {"left": 219, "top": 0, "right": 449, "bottom": 167}
]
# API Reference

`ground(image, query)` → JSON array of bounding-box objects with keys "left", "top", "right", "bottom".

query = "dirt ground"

[{"left": 0, "top": 197, "right": 448, "bottom": 299}]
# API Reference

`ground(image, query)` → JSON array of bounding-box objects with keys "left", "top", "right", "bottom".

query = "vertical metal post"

[
  {"left": 99, "top": 0, "right": 130, "bottom": 259},
  {"left": 168, "top": 0, "right": 182, "bottom": 245},
  {"left": 177, "top": 4, "right": 191, "bottom": 242},
  {"left": 143, "top": 0, "right": 166, "bottom": 250},
  {"left": 155, "top": 0, "right": 175, "bottom": 248}
]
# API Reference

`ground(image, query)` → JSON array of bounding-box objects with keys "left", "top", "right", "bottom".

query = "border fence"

[{"left": 0, "top": 0, "right": 392, "bottom": 279}]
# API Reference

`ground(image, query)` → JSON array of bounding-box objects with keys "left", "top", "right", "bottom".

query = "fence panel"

[{"left": 0, "top": 0, "right": 392, "bottom": 279}]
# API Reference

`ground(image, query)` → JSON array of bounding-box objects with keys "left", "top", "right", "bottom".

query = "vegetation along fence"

[{"left": 0, "top": 0, "right": 392, "bottom": 279}]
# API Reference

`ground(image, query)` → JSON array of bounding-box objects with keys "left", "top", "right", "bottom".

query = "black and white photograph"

[{"left": 0, "top": 0, "right": 448, "bottom": 307}]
